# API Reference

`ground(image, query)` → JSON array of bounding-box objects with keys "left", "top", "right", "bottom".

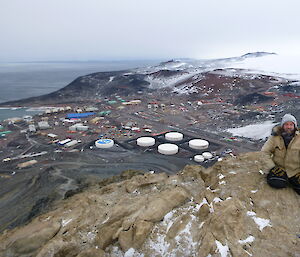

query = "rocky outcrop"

[
  {"left": 0, "top": 152, "right": 299, "bottom": 256},
  {"left": 0, "top": 71, "right": 151, "bottom": 106}
]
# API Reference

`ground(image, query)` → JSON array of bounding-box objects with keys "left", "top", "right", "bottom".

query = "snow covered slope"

[{"left": 137, "top": 52, "right": 300, "bottom": 95}]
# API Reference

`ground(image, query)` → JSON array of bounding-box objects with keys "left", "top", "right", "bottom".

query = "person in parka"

[{"left": 261, "top": 113, "right": 300, "bottom": 195}]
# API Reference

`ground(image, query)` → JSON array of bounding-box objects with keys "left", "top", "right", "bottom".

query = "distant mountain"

[
  {"left": 0, "top": 51, "right": 295, "bottom": 107},
  {"left": 240, "top": 51, "right": 276, "bottom": 59}
]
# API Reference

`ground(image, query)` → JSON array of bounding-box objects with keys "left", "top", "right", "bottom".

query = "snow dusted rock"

[{"left": 0, "top": 152, "right": 299, "bottom": 256}]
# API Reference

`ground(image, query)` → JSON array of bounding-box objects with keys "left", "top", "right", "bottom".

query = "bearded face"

[{"left": 283, "top": 121, "right": 295, "bottom": 134}]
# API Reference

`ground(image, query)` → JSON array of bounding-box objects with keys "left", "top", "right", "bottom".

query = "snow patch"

[
  {"left": 215, "top": 240, "right": 230, "bottom": 257},
  {"left": 238, "top": 235, "right": 255, "bottom": 244},
  {"left": 207, "top": 186, "right": 220, "bottom": 192},
  {"left": 109, "top": 246, "right": 144, "bottom": 257},
  {"left": 199, "top": 197, "right": 209, "bottom": 207},
  {"left": 124, "top": 248, "right": 136, "bottom": 257},
  {"left": 247, "top": 211, "right": 272, "bottom": 231},
  {"left": 148, "top": 234, "right": 170, "bottom": 256},
  {"left": 233, "top": 53, "right": 300, "bottom": 81},
  {"left": 198, "top": 198, "right": 215, "bottom": 213},
  {"left": 146, "top": 203, "right": 201, "bottom": 256},
  {"left": 226, "top": 121, "right": 277, "bottom": 140},
  {"left": 172, "top": 85, "right": 199, "bottom": 95},
  {"left": 164, "top": 210, "right": 176, "bottom": 232},
  {"left": 218, "top": 174, "right": 225, "bottom": 180},
  {"left": 253, "top": 217, "right": 272, "bottom": 231},
  {"left": 213, "top": 197, "right": 223, "bottom": 203},
  {"left": 145, "top": 72, "right": 193, "bottom": 90}
]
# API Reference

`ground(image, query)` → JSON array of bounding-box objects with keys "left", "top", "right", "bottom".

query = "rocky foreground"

[{"left": 0, "top": 152, "right": 299, "bottom": 257}]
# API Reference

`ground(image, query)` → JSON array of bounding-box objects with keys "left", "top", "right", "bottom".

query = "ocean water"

[
  {"left": 0, "top": 107, "right": 44, "bottom": 121},
  {"left": 0, "top": 60, "right": 160, "bottom": 121}
]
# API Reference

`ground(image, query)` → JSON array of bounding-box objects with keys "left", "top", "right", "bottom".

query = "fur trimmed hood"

[{"left": 271, "top": 125, "right": 300, "bottom": 136}]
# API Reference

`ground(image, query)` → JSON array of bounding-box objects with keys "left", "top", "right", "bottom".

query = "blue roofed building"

[{"left": 66, "top": 112, "right": 95, "bottom": 119}]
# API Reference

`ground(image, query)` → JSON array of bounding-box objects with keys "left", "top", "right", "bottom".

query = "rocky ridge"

[{"left": 0, "top": 152, "right": 299, "bottom": 257}]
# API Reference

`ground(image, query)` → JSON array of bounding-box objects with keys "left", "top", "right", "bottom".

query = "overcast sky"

[{"left": 1, "top": 0, "right": 300, "bottom": 62}]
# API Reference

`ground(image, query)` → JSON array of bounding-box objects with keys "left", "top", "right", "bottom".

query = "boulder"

[
  {"left": 1, "top": 219, "right": 61, "bottom": 256},
  {"left": 139, "top": 187, "right": 189, "bottom": 222}
]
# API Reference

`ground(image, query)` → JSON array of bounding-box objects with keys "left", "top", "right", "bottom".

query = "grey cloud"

[{"left": 1, "top": 0, "right": 300, "bottom": 61}]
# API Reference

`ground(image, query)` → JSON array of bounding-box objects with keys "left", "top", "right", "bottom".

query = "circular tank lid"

[
  {"left": 158, "top": 143, "right": 179, "bottom": 155},
  {"left": 194, "top": 155, "right": 205, "bottom": 162},
  {"left": 189, "top": 139, "right": 209, "bottom": 149},
  {"left": 165, "top": 132, "right": 183, "bottom": 141},
  {"left": 137, "top": 137, "right": 155, "bottom": 147},
  {"left": 202, "top": 152, "right": 213, "bottom": 159},
  {"left": 95, "top": 139, "right": 114, "bottom": 148}
]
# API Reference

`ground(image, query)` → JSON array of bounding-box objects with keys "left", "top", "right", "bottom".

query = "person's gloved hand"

[
  {"left": 269, "top": 166, "right": 287, "bottom": 177},
  {"left": 289, "top": 172, "right": 300, "bottom": 195},
  {"left": 267, "top": 166, "right": 288, "bottom": 189}
]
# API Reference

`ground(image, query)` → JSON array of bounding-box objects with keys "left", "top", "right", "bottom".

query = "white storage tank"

[
  {"left": 202, "top": 152, "right": 213, "bottom": 159},
  {"left": 189, "top": 139, "right": 209, "bottom": 150},
  {"left": 165, "top": 132, "right": 183, "bottom": 141},
  {"left": 194, "top": 155, "right": 205, "bottom": 162},
  {"left": 137, "top": 137, "right": 155, "bottom": 147},
  {"left": 95, "top": 139, "right": 114, "bottom": 149},
  {"left": 158, "top": 143, "right": 178, "bottom": 155}
]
